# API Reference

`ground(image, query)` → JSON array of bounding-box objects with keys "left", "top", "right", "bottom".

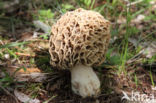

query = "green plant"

[
  {"left": 0, "top": 41, "right": 30, "bottom": 62},
  {"left": 149, "top": 70, "right": 155, "bottom": 86},
  {"left": 40, "top": 33, "right": 49, "bottom": 40},
  {"left": 118, "top": 1, "right": 133, "bottom": 74},
  {"left": 76, "top": 0, "right": 95, "bottom": 9},
  {"left": 37, "top": 9, "right": 54, "bottom": 22},
  {"left": 0, "top": 70, "right": 15, "bottom": 89},
  {"left": 61, "top": 4, "right": 74, "bottom": 13},
  {"left": 134, "top": 73, "right": 138, "bottom": 87},
  {"left": 106, "top": 48, "right": 122, "bottom": 65},
  {"left": 43, "top": 95, "right": 57, "bottom": 103},
  {"left": 146, "top": 55, "right": 156, "bottom": 86},
  {"left": 33, "top": 9, "right": 54, "bottom": 40},
  {"left": 0, "top": 41, "right": 29, "bottom": 49},
  {"left": 0, "top": 67, "right": 27, "bottom": 88}
]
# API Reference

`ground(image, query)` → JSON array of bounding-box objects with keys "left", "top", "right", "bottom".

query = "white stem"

[{"left": 71, "top": 64, "right": 100, "bottom": 98}]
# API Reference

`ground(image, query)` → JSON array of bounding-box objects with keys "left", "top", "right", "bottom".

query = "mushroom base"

[{"left": 71, "top": 64, "right": 100, "bottom": 98}]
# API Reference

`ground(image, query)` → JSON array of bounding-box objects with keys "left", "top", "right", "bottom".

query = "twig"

[
  {"left": 0, "top": 40, "right": 4, "bottom": 45},
  {"left": 15, "top": 52, "right": 36, "bottom": 57},
  {"left": 127, "top": 0, "right": 143, "bottom": 7},
  {"left": 97, "top": 92, "right": 114, "bottom": 97},
  {"left": 126, "top": 49, "right": 144, "bottom": 64},
  {"left": 0, "top": 85, "right": 19, "bottom": 103},
  {"left": 59, "top": 99, "right": 74, "bottom": 103}
]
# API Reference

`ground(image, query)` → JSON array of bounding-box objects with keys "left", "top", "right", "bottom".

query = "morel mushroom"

[{"left": 49, "top": 8, "right": 110, "bottom": 98}]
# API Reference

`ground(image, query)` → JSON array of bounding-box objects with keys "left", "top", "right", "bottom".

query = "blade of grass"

[
  {"left": 0, "top": 41, "right": 29, "bottom": 49},
  {"left": 149, "top": 70, "right": 155, "bottom": 86},
  {"left": 6, "top": 48, "right": 17, "bottom": 59},
  {"left": 90, "top": 0, "right": 95, "bottom": 9}
]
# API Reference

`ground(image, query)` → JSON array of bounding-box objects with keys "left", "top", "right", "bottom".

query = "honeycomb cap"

[{"left": 49, "top": 8, "right": 110, "bottom": 70}]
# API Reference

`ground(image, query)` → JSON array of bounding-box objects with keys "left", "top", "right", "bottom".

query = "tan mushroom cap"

[{"left": 49, "top": 8, "right": 110, "bottom": 70}]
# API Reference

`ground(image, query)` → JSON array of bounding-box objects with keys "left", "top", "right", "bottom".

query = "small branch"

[
  {"left": 127, "top": 0, "right": 143, "bottom": 7},
  {"left": 15, "top": 52, "right": 36, "bottom": 57},
  {"left": 0, "top": 85, "right": 19, "bottom": 103},
  {"left": 0, "top": 40, "right": 4, "bottom": 45}
]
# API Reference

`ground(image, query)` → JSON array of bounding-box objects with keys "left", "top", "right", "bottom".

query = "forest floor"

[{"left": 0, "top": 0, "right": 156, "bottom": 103}]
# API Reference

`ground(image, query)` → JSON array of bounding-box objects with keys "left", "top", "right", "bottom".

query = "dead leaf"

[
  {"left": 140, "top": 41, "right": 156, "bottom": 58},
  {"left": 1, "top": 67, "right": 48, "bottom": 82},
  {"left": 16, "top": 72, "right": 48, "bottom": 82},
  {"left": 33, "top": 20, "right": 51, "bottom": 33},
  {"left": 128, "top": 37, "right": 138, "bottom": 47},
  {"left": 20, "top": 32, "right": 33, "bottom": 41},
  {"left": 132, "top": 15, "right": 145, "bottom": 23},
  {"left": 117, "top": 17, "right": 126, "bottom": 24},
  {"left": 14, "top": 90, "right": 40, "bottom": 103}
]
